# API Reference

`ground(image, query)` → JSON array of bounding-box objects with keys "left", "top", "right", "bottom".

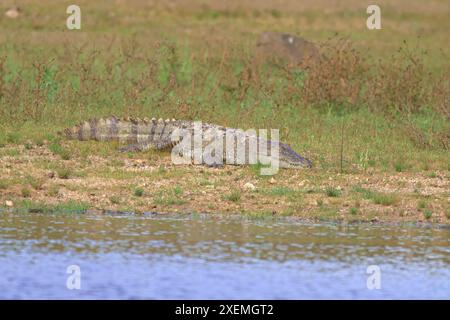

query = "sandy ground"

[{"left": 0, "top": 142, "right": 448, "bottom": 224}]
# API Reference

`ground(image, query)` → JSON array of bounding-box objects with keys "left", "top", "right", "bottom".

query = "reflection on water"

[{"left": 0, "top": 212, "right": 449, "bottom": 299}]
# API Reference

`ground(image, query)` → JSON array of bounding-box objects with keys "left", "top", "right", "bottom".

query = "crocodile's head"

[{"left": 278, "top": 142, "right": 312, "bottom": 169}]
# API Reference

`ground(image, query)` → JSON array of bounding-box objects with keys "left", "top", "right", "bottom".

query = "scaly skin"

[{"left": 61, "top": 116, "right": 312, "bottom": 169}]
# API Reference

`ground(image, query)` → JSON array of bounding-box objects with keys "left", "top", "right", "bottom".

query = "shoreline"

[
  {"left": 1, "top": 141, "right": 448, "bottom": 225},
  {"left": 1, "top": 207, "right": 449, "bottom": 230}
]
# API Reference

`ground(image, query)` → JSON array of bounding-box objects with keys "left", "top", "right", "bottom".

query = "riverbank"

[{"left": 0, "top": 141, "right": 448, "bottom": 224}]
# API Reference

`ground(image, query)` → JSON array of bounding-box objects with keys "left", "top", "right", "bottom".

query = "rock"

[
  {"left": 5, "top": 6, "right": 21, "bottom": 19},
  {"left": 5, "top": 200, "right": 13, "bottom": 207},
  {"left": 269, "top": 177, "right": 277, "bottom": 184},
  {"left": 243, "top": 182, "right": 256, "bottom": 191},
  {"left": 256, "top": 32, "right": 320, "bottom": 66}
]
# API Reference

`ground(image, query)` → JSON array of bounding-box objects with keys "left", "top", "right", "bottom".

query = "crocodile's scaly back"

[{"left": 63, "top": 116, "right": 181, "bottom": 144}]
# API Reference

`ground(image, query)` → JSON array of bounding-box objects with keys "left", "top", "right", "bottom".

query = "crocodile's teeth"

[
  {"left": 158, "top": 118, "right": 163, "bottom": 123},
  {"left": 165, "top": 119, "right": 170, "bottom": 123},
  {"left": 172, "top": 118, "right": 176, "bottom": 122}
]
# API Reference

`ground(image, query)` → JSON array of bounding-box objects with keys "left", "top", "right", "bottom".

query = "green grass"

[
  {"left": 0, "top": 180, "right": 7, "bottom": 190},
  {"left": 423, "top": 210, "right": 433, "bottom": 220},
  {"left": 15, "top": 200, "right": 90, "bottom": 213},
  {"left": 325, "top": 187, "right": 341, "bottom": 197},
  {"left": 262, "top": 186, "right": 295, "bottom": 196},
  {"left": 173, "top": 186, "right": 183, "bottom": 196},
  {"left": 153, "top": 189, "right": 187, "bottom": 206},
  {"left": 352, "top": 186, "right": 399, "bottom": 206},
  {"left": 134, "top": 188, "right": 144, "bottom": 197},
  {"left": 372, "top": 193, "right": 399, "bottom": 206},
  {"left": 49, "top": 142, "right": 71, "bottom": 160},
  {"left": 224, "top": 190, "right": 242, "bottom": 203},
  {"left": 417, "top": 200, "right": 427, "bottom": 210},
  {"left": 352, "top": 186, "right": 376, "bottom": 199},
  {"left": 24, "top": 142, "right": 33, "bottom": 150},
  {"left": 6, "top": 132, "right": 21, "bottom": 144},
  {"left": 394, "top": 162, "right": 406, "bottom": 172},
  {"left": 56, "top": 168, "right": 71, "bottom": 179},
  {"left": 110, "top": 196, "right": 121, "bottom": 205}
]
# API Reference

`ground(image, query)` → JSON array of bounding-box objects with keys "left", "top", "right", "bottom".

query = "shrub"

[
  {"left": 423, "top": 210, "right": 432, "bottom": 220},
  {"left": 134, "top": 188, "right": 144, "bottom": 197},
  {"left": 325, "top": 187, "right": 341, "bottom": 197}
]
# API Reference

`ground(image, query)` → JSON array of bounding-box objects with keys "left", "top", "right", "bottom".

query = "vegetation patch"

[{"left": 224, "top": 190, "right": 242, "bottom": 203}]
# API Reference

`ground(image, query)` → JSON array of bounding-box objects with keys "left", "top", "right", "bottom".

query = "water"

[{"left": 0, "top": 211, "right": 448, "bottom": 299}]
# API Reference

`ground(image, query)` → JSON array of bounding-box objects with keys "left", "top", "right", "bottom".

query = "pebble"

[
  {"left": 243, "top": 182, "right": 256, "bottom": 191},
  {"left": 269, "top": 177, "right": 276, "bottom": 184},
  {"left": 5, "top": 200, "right": 13, "bottom": 207},
  {"left": 5, "top": 7, "right": 20, "bottom": 19}
]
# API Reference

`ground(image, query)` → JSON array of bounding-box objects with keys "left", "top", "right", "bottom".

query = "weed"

[
  {"left": 417, "top": 200, "right": 427, "bottom": 210},
  {"left": 264, "top": 186, "right": 294, "bottom": 196},
  {"left": 49, "top": 142, "right": 71, "bottom": 160},
  {"left": 134, "top": 188, "right": 144, "bottom": 197},
  {"left": 373, "top": 193, "right": 399, "bottom": 206},
  {"left": 423, "top": 210, "right": 432, "bottom": 220},
  {"left": 394, "top": 162, "right": 405, "bottom": 172},
  {"left": 6, "top": 132, "right": 21, "bottom": 144},
  {"left": 56, "top": 168, "right": 71, "bottom": 179},
  {"left": 110, "top": 196, "right": 121, "bottom": 204},
  {"left": 21, "top": 187, "right": 31, "bottom": 198},
  {"left": 325, "top": 187, "right": 341, "bottom": 197},
  {"left": 224, "top": 190, "right": 241, "bottom": 203},
  {"left": 173, "top": 186, "right": 183, "bottom": 196}
]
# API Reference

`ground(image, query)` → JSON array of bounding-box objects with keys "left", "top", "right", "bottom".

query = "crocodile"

[{"left": 60, "top": 116, "right": 312, "bottom": 169}]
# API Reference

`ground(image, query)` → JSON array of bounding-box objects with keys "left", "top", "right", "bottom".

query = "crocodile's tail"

[{"left": 59, "top": 116, "right": 157, "bottom": 143}]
